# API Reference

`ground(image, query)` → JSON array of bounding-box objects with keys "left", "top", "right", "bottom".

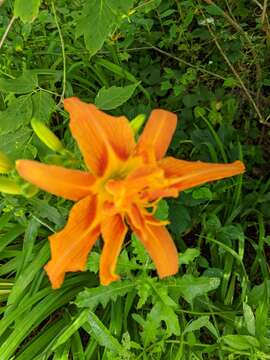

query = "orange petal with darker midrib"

[
  {"left": 128, "top": 206, "right": 178, "bottom": 278},
  {"left": 159, "top": 157, "right": 245, "bottom": 192},
  {"left": 45, "top": 195, "right": 100, "bottom": 289},
  {"left": 16, "top": 160, "right": 95, "bottom": 201},
  {"left": 100, "top": 214, "right": 127, "bottom": 286},
  {"left": 136, "top": 109, "right": 177, "bottom": 161},
  {"left": 64, "top": 97, "right": 136, "bottom": 176}
]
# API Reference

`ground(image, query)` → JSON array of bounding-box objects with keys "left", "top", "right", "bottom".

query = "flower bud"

[
  {"left": 31, "top": 118, "right": 64, "bottom": 153},
  {"left": 0, "top": 177, "right": 21, "bottom": 195},
  {"left": 130, "top": 114, "right": 146, "bottom": 134},
  {"left": 0, "top": 152, "right": 13, "bottom": 173}
]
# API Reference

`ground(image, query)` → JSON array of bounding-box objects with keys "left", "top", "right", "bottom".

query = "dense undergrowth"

[{"left": 0, "top": 0, "right": 270, "bottom": 359}]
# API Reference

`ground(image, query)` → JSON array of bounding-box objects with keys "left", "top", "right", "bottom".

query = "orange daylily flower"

[{"left": 16, "top": 98, "right": 245, "bottom": 288}]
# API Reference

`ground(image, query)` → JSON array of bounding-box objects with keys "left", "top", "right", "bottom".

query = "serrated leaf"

[
  {"left": 95, "top": 84, "right": 138, "bottom": 110},
  {"left": 32, "top": 91, "right": 55, "bottom": 123},
  {"left": 131, "top": 233, "right": 154, "bottom": 269},
  {"left": 169, "top": 275, "right": 220, "bottom": 304},
  {"left": 29, "top": 198, "right": 64, "bottom": 227},
  {"left": 76, "top": 0, "right": 134, "bottom": 56},
  {"left": 149, "top": 301, "right": 180, "bottom": 337},
  {"left": 14, "top": 0, "right": 41, "bottom": 23},
  {"left": 0, "top": 71, "right": 38, "bottom": 94},
  {"left": 75, "top": 280, "right": 135, "bottom": 309},
  {"left": 0, "top": 95, "right": 32, "bottom": 135}
]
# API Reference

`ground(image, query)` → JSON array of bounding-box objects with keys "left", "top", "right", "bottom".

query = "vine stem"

[
  {"left": 0, "top": 15, "right": 16, "bottom": 51},
  {"left": 51, "top": 0, "right": 66, "bottom": 104}
]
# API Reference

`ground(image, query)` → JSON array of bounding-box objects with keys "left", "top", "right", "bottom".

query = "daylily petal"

[
  {"left": 159, "top": 157, "right": 245, "bottom": 192},
  {"left": 64, "top": 97, "right": 136, "bottom": 176},
  {"left": 129, "top": 205, "right": 178, "bottom": 278},
  {"left": 45, "top": 195, "right": 100, "bottom": 288},
  {"left": 136, "top": 109, "right": 177, "bottom": 161},
  {"left": 16, "top": 160, "right": 95, "bottom": 201},
  {"left": 100, "top": 214, "right": 127, "bottom": 286}
]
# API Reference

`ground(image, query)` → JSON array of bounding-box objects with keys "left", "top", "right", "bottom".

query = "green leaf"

[
  {"left": 76, "top": 0, "right": 134, "bottom": 56},
  {"left": 222, "top": 335, "right": 259, "bottom": 351},
  {"left": 0, "top": 127, "right": 32, "bottom": 160},
  {"left": 169, "top": 275, "right": 220, "bottom": 305},
  {"left": 84, "top": 311, "right": 123, "bottom": 353},
  {"left": 243, "top": 303, "right": 256, "bottom": 336},
  {"left": 0, "top": 95, "right": 33, "bottom": 135},
  {"left": 0, "top": 72, "right": 38, "bottom": 94},
  {"left": 154, "top": 199, "right": 169, "bottom": 221},
  {"left": 95, "top": 84, "right": 138, "bottom": 110},
  {"left": 169, "top": 203, "right": 191, "bottom": 235},
  {"left": 192, "top": 187, "right": 212, "bottom": 200},
  {"left": 205, "top": 4, "right": 224, "bottom": 16},
  {"left": 31, "top": 91, "right": 55, "bottom": 123},
  {"left": 14, "top": 0, "right": 42, "bottom": 23},
  {"left": 75, "top": 280, "right": 135, "bottom": 309},
  {"left": 179, "top": 248, "right": 200, "bottom": 265}
]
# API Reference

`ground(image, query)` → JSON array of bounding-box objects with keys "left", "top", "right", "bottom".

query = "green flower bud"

[
  {"left": 0, "top": 152, "right": 13, "bottom": 173},
  {"left": 130, "top": 114, "right": 146, "bottom": 134},
  {"left": 0, "top": 177, "right": 21, "bottom": 195},
  {"left": 31, "top": 118, "right": 64, "bottom": 153}
]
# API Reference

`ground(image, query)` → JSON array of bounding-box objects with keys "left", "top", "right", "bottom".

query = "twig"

[
  {"left": 201, "top": 0, "right": 262, "bottom": 88},
  {"left": 252, "top": 0, "right": 263, "bottom": 9},
  {"left": 262, "top": 0, "right": 268, "bottom": 24},
  {"left": 0, "top": 15, "right": 16, "bottom": 51},
  {"left": 51, "top": 0, "right": 66, "bottom": 104},
  {"left": 201, "top": 10, "right": 268, "bottom": 125},
  {"left": 144, "top": 42, "right": 228, "bottom": 82}
]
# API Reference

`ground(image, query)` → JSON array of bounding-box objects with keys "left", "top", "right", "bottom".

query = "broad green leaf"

[
  {"left": 29, "top": 198, "right": 65, "bottom": 227},
  {"left": 32, "top": 91, "right": 55, "bottom": 123},
  {"left": 0, "top": 72, "right": 38, "bottom": 94},
  {"left": 184, "top": 316, "right": 219, "bottom": 338},
  {"left": 169, "top": 203, "right": 191, "bottom": 235},
  {"left": 95, "top": 83, "right": 138, "bottom": 110},
  {"left": 243, "top": 303, "right": 256, "bottom": 336},
  {"left": 169, "top": 275, "right": 220, "bottom": 304},
  {"left": 154, "top": 199, "right": 169, "bottom": 221},
  {"left": 179, "top": 248, "right": 200, "bottom": 265},
  {"left": 0, "top": 95, "right": 33, "bottom": 135},
  {"left": 76, "top": 0, "right": 134, "bottom": 56},
  {"left": 0, "top": 127, "right": 32, "bottom": 160},
  {"left": 222, "top": 335, "right": 259, "bottom": 351},
  {"left": 14, "top": 0, "right": 42, "bottom": 23},
  {"left": 184, "top": 316, "right": 210, "bottom": 333},
  {"left": 192, "top": 186, "right": 212, "bottom": 200},
  {"left": 205, "top": 4, "right": 224, "bottom": 16},
  {"left": 75, "top": 280, "right": 135, "bottom": 309}
]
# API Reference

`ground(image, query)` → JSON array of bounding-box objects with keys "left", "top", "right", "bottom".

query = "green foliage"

[
  {"left": 0, "top": 0, "right": 269, "bottom": 359},
  {"left": 14, "top": 0, "right": 42, "bottom": 23},
  {"left": 95, "top": 83, "right": 138, "bottom": 110}
]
